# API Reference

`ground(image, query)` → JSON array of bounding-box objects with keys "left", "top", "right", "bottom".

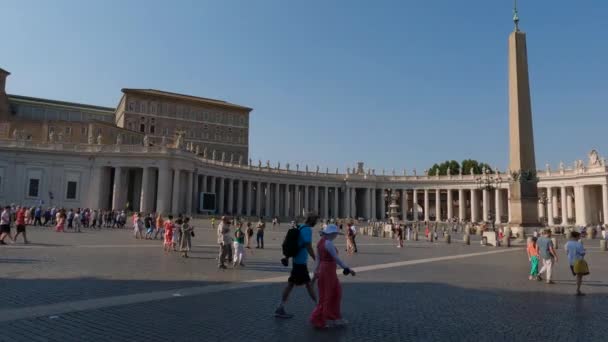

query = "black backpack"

[{"left": 282, "top": 224, "right": 303, "bottom": 258}]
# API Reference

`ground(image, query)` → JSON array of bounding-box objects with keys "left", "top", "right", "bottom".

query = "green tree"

[{"left": 429, "top": 160, "right": 491, "bottom": 175}]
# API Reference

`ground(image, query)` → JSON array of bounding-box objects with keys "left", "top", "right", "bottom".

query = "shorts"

[
  {"left": 288, "top": 264, "right": 311, "bottom": 286},
  {"left": 0, "top": 224, "right": 10, "bottom": 234},
  {"left": 16, "top": 224, "right": 26, "bottom": 233}
]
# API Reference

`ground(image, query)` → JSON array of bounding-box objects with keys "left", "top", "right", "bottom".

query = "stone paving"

[{"left": 0, "top": 220, "right": 607, "bottom": 341}]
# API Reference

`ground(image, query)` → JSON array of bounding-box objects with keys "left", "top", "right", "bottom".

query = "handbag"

[
  {"left": 573, "top": 259, "right": 589, "bottom": 275},
  {"left": 190, "top": 231, "right": 195, "bottom": 237}
]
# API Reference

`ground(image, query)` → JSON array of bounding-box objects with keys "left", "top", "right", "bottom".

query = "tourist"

[
  {"left": 133, "top": 213, "right": 144, "bottom": 239},
  {"left": 346, "top": 224, "right": 355, "bottom": 255},
  {"left": 565, "top": 231, "right": 589, "bottom": 296},
  {"left": 310, "top": 224, "right": 355, "bottom": 329},
  {"left": 526, "top": 237, "right": 540, "bottom": 280},
  {"left": 34, "top": 207, "right": 42, "bottom": 226},
  {"left": 173, "top": 216, "right": 183, "bottom": 251},
  {"left": 256, "top": 217, "right": 265, "bottom": 249},
  {"left": 180, "top": 217, "right": 193, "bottom": 258},
  {"left": 0, "top": 206, "right": 12, "bottom": 244},
  {"left": 13, "top": 206, "right": 28, "bottom": 244},
  {"left": 396, "top": 224, "right": 404, "bottom": 248},
  {"left": 537, "top": 229, "right": 558, "bottom": 284},
  {"left": 406, "top": 224, "right": 412, "bottom": 241},
  {"left": 211, "top": 216, "right": 216, "bottom": 230},
  {"left": 274, "top": 212, "right": 318, "bottom": 319},
  {"left": 163, "top": 215, "right": 174, "bottom": 252},
  {"left": 67, "top": 209, "right": 74, "bottom": 230},
  {"left": 55, "top": 209, "right": 66, "bottom": 232},
  {"left": 154, "top": 213, "right": 164, "bottom": 239},
  {"left": 245, "top": 221, "right": 253, "bottom": 249},
  {"left": 74, "top": 210, "right": 82, "bottom": 232},
  {"left": 272, "top": 216, "right": 278, "bottom": 230},
  {"left": 349, "top": 223, "right": 358, "bottom": 253},
  {"left": 233, "top": 222, "right": 245, "bottom": 267},
  {"left": 144, "top": 214, "right": 154, "bottom": 239},
  {"left": 217, "top": 217, "right": 232, "bottom": 269}
]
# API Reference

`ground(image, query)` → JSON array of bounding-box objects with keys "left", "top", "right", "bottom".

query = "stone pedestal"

[
  {"left": 482, "top": 231, "right": 498, "bottom": 247},
  {"left": 600, "top": 239, "right": 607, "bottom": 252},
  {"left": 444, "top": 234, "right": 451, "bottom": 244},
  {"left": 464, "top": 234, "right": 470, "bottom": 245}
]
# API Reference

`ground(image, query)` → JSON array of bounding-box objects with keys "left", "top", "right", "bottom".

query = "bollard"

[
  {"left": 502, "top": 236, "right": 511, "bottom": 248},
  {"left": 413, "top": 231, "right": 419, "bottom": 241},
  {"left": 551, "top": 237, "right": 558, "bottom": 250},
  {"left": 464, "top": 234, "right": 470, "bottom": 245},
  {"left": 444, "top": 234, "right": 451, "bottom": 244},
  {"left": 481, "top": 236, "right": 488, "bottom": 246},
  {"left": 429, "top": 233, "right": 434, "bottom": 242},
  {"left": 600, "top": 239, "right": 607, "bottom": 251}
]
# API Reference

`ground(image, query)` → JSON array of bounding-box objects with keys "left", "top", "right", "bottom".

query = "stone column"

[
  {"left": 264, "top": 183, "right": 271, "bottom": 217},
  {"left": 172, "top": 169, "right": 181, "bottom": 214},
  {"left": 303, "top": 186, "right": 309, "bottom": 212},
  {"left": 333, "top": 187, "right": 339, "bottom": 218},
  {"left": 350, "top": 188, "right": 356, "bottom": 218},
  {"left": 192, "top": 171, "right": 199, "bottom": 214},
  {"left": 112, "top": 166, "right": 123, "bottom": 210},
  {"left": 156, "top": 164, "right": 171, "bottom": 214},
  {"left": 294, "top": 185, "right": 300, "bottom": 217},
  {"left": 482, "top": 188, "right": 489, "bottom": 222},
  {"left": 447, "top": 189, "right": 453, "bottom": 221},
  {"left": 378, "top": 189, "right": 384, "bottom": 220},
  {"left": 255, "top": 181, "right": 262, "bottom": 217},
  {"left": 435, "top": 189, "right": 441, "bottom": 221},
  {"left": 458, "top": 189, "right": 465, "bottom": 222},
  {"left": 314, "top": 186, "right": 319, "bottom": 214},
  {"left": 560, "top": 186, "right": 567, "bottom": 222},
  {"left": 495, "top": 189, "right": 502, "bottom": 224},
  {"left": 274, "top": 183, "right": 280, "bottom": 217},
  {"left": 186, "top": 170, "right": 193, "bottom": 215},
  {"left": 574, "top": 185, "right": 586, "bottom": 226},
  {"left": 401, "top": 189, "right": 408, "bottom": 221},
  {"left": 552, "top": 190, "right": 559, "bottom": 221},
  {"left": 508, "top": 189, "right": 512, "bottom": 223},
  {"left": 284, "top": 184, "right": 290, "bottom": 218},
  {"left": 227, "top": 179, "right": 234, "bottom": 214},
  {"left": 245, "top": 181, "right": 252, "bottom": 216},
  {"left": 567, "top": 188, "right": 574, "bottom": 220},
  {"left": 217, "top": 177, "right": 225, "bottom": 214},
  {"left": 201, "top": 175, "right": 208, "bottom": 193},
  {"left": 139, "top": 167, "right": 150, "bottom": 213},
  {"left": 547, "top": 187, "right": 554, "bottom": 226},
  {"left": 88, "top": 166, "right": 103, "bottom": 209},
  {"left": 471, "top": 189, "right": 479, "bottom": 223},
  {"left": 236, "top": 179, "right": 243, "bottom": 216},
  {"left": 209, "top": 176, "right": 216, "bottom": 196},
  {"left": 602, "top": 184, "right": 608, "bottom": 224},
  {"left": 365, "top": 188, "right": 372, "bottom": 220},
  {"left": 323, "top": 186, "right": 329, "bottom": 218},
  {"left": 413, "top": 189, "right": 419, "bottom": 221},
  {"left": 424, "top": 189, "right": 430, "bottom": 222},
  {"left": 344, "top": 186, "right": 350, "bottom": 218}
]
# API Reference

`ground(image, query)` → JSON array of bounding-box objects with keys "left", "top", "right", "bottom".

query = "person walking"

[
  {"left": 173, "top": 216, "right": 183, "bottom": 251},
  {"left": 349, "top": 223, "right": 358, "bottom": 253},
  {"left": 527, "top": 237, "right": 540, "bottom": 280},
  {"left": 1, "top": 206, "right": 14, "bottom": 244},
  {"left": 256, "top": 217, "right": 266, "bottom": 249},
  {"left": 154, "top": 213, "right": 164, "bottom": 240},
  {"left": 565, "top": 231, "right": 589, "bottom": 296},
  {"left": 134, "top": 213, "right": 145, "bottom": 239},
  {"left": 537, "top": 229, "right": 558, "bottom": 284},
  {"left": 274, "top": 212, "right": 318, "bottom": 319},
  {"left": 246, "top": 221, "right": 254, "bottom": 249},
  {"left": 310, "top": 224, "right": 355, "bottom": 329},
  {"left": 346, "top": 224, "right": 355, "bottom": 255},
  {"left": 180, "top": 217, "right": 193, "bottom": 258},
  {"left": 34, "top": 207, "right": 42, "bottom": 226},
  {"left": 217, "top": 217, "right": 232, "bottom": 269},
  {"left": 233, "top": 222, "right": 246, "bottom": 267},
  {"left": 55, "top": 210, "right": 66, "bottom": 232},
  {"left": 163, "top": 215, "right": 174, "bottom": 253},
  {"left": 144, "top": 214, "right": 154, "bottom": 239},
  {"left": 13, "top": 206, "right": 29, "bottom": 244}
]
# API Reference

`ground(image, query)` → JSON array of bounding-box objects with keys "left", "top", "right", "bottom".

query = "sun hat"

[{"left": 321, "top": 224, "right": 342, "bottom": 235}]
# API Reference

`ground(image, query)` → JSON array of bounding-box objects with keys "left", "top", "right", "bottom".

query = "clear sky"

[{"left": 2, "top": 0, "right": 607, "bottom": 173}]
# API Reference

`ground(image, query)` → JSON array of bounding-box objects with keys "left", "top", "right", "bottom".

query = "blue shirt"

[{"left": 293, "top": 225, "right": 312, "bottom": 265}]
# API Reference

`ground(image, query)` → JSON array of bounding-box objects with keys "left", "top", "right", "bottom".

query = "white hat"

[{"left": 321, "top": 224, "right": 342, "bottom": 235}]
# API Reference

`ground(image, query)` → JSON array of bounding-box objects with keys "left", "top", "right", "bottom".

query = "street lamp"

[
  {"left": 383, "top": 189, "right": 400, "bottom": 224},
  {"left": 538, "top": 191, "right": 550, "bottom": 226},
  {"left": 475, "top": 170, "right": 503, "bottom": 230}
]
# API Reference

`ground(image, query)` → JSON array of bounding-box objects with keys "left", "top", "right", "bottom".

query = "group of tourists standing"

[{"left": 216, "top": 216, "right": 266, "bottom": 269}]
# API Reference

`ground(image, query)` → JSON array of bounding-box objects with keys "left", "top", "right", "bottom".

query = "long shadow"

[{"left": 0, "top": 258, "right": 44, "bottom": 264}]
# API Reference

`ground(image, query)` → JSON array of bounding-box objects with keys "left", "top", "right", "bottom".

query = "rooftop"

[
  {"left": 121, "top": 89, "right": 252, "bottom": 112},
  {"left": 8, "top": 94, "right": 115, "bottom": 113}
]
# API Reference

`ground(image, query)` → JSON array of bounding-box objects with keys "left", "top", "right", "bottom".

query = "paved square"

[{"left": 1, "top": 221, "right": 607, "bottom": 341}]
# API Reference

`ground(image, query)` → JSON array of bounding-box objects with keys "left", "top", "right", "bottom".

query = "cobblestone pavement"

[{"left": 0, "top": 220, "right": 607, "bottom": 341}]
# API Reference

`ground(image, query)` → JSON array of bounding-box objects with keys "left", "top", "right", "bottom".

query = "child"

[
  {"left": 233, "top": 222, "right": 245, "bottom": 267},
  {"left": 527, "top": 237, "right": 540, "bottom": 280},
  {"left": 310, "top": 224, "right": 355, "bottom": 329},
  {"left": 163, "top": 215, "right": 174, "bottom": 252}
]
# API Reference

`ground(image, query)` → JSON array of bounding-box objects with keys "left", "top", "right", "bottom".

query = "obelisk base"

[{"left": 508, "top": 181, "right": 539, "bottom": 240}]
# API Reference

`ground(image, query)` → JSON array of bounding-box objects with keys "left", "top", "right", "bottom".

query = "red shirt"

[
  {"left": 164, "top": 220, "right": 174, "bottom": 232},
  {"left": 16, "top": 209, "right": 26, "bottom": 225}
]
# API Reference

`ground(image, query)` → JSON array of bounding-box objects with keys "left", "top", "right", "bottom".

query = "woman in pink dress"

[
  {"left": 55, "top": 210, "right": 66, "bottom": 232},
  {"left": 310, "top": 224, "right": 356, "bottom": 329},
  {"left": 163, "top": 215, "right": 174, "bottom": 252}
]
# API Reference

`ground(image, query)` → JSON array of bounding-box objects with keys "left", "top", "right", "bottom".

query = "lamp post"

[
  {"left": 475, "top": 170, "right": 503, "bottom": 230},
  {"left": 383, "top": 189, "right": 401, "bottom": 224},
  {"left": 538, "top": 191, "right": 550, "bottom": 227}
]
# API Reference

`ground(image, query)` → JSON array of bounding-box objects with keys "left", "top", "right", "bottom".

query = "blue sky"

[{"left": 2, "top": 0, "right": 607, "bottom": 172}]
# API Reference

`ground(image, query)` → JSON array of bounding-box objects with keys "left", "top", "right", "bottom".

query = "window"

[
  {"left": 65, "top": 127, "right": 72, "bottom": 136},
  {"left": 163, "top": 127, "right": 169, "bottom": 135},
  {"left": 140, "top": 124, "right": 145, "bottom": 133},
  {"left": 28, "top": 179, "right": 40, "bottom": 197},
  {"left": 128, "top": 101, "right": 135, "bottom": 111},
  {"left": 81, "top": 126, "right": 87, "bottom": 136},
  {"left": 49, "top": 126, "right": 56, "bottom": 133},
  {"left": 150, "top": 125, "right": 155, "bottom": 134},
  {"left": 66, "top": 181, "right": 77, "bottom": 200}
]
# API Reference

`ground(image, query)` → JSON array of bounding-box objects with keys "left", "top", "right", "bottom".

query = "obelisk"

[{"left": 508, "top": 2, "right": 539, "bottom": 238}]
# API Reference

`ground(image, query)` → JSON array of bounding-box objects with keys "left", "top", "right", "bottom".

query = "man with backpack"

[{"left": 275, "top": 212, "right": 318, "bottom": 318}]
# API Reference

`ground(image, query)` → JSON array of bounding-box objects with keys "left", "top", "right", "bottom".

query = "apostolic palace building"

[{"left": 0, "top": 20, "right": 607, "bottom": 230}]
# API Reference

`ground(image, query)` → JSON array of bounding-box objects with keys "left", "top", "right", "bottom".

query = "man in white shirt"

[
  {"left": 350, "top": 224, "right": 358, "bottom": 253},
  {"left": 1, "top": 206, "right": 13, "bottom": 244},
  {"left": 217, "top": 217, "right": 232, "bottom": 269}
]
